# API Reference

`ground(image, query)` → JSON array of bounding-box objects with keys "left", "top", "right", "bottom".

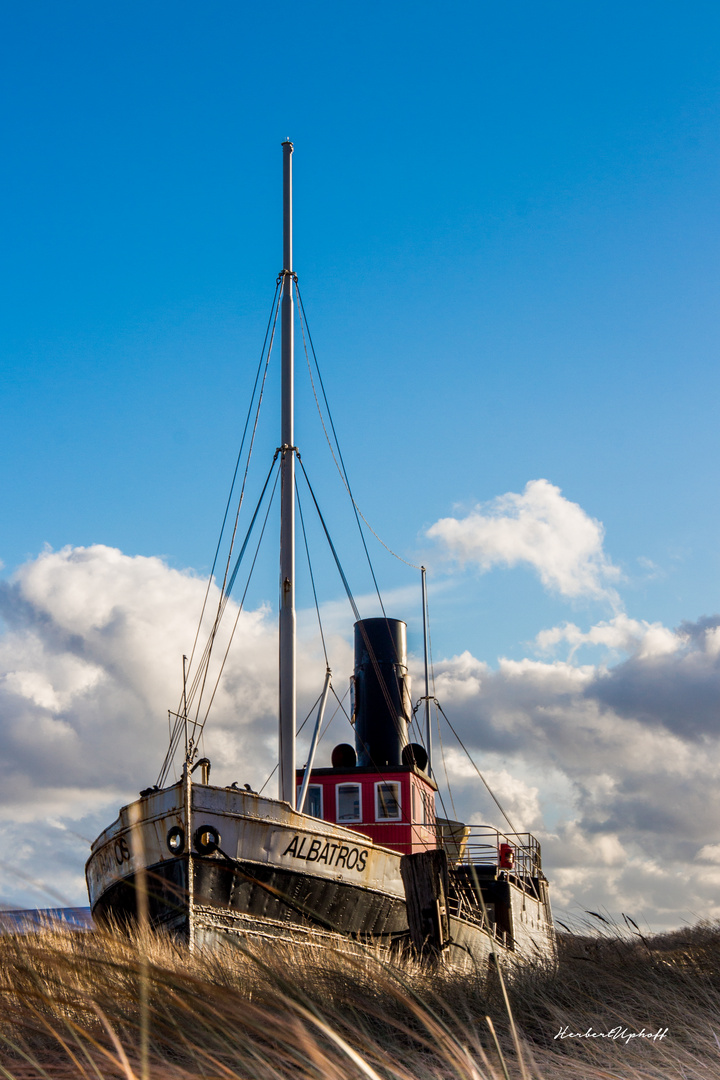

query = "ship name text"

[{"left": 281, "top": 834, "right": 368, "bottom": 871}]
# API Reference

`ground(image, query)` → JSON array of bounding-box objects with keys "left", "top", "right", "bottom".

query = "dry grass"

[{"left": 1, "top": 916, "right": 719, "bottom": 1079}]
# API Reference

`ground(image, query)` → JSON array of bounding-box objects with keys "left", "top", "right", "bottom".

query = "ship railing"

[
  {"left": 443, "top": 827, "right": 543, "bottom": 876},
  {"left": 343, "top": 821, "right": 542, "bottom": 876}
]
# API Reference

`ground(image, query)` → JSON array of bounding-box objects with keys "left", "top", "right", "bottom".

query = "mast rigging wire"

[
  {"left": 296, "top": 284, "right": 420, "bottom": 573},
  {"left": 184, "top": 282, "right": 281, "bottom": 685},
  {"left": 156, "top": 454, "right": 281, "bottom": 787},
  {"left": 413, "top": 576, "right": 515, "bottom": 836},
  {"left": 187, "top": 453, "right": 280, "bottom": 724},
  {"left": 216, "top": 296, "right": 280, "bottom": 600},
  {"left": 161, "top": 285, "right": 281, "bottom": 783},
  {"left": 433, "top": 699, "right": 521, "bottom": 837},
  {"left": 258, "top": 684, "right": 350, "bottom": 796},
  {"left": 186, "top": 298, "right": 281, "bottom": 720},
  {"left": 191, "top": 464, "right": 281, "bottom": 747},
  {"left": 434, "top": 703, "right": 460, "bottom": 824},
  {"left": 296, "top": 457, "right": 410, "bottom": 732},
  {"left": 296, "top": 480, "right": 329, "bottom": 668},
  {"left": 292, "top": 460, "right": 434, "bottom": 839},
  {"left": 296, "top": 288, "right": 419, "bottom": 734}
]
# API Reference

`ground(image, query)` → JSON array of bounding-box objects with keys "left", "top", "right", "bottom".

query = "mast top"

[{"left": 282, "top": 141, "right": 293, "bottom": 275}]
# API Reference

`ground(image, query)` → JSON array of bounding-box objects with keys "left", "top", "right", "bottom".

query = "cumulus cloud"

[
  {"left": 0, "top": 546, "right": 266, "bottom": 797},
  {"left": 535, "top": 614, "right": 683, "bottom": 660},
  {"left": 426, "top": 479, "right": 621, "bottom": 604},
  {"left": 0, "top": 545, "right": 352, "bottom": 907},
  {"left": 420, "top": 614, "right": 720, "bottom": 928},
  {"left": 588, "top": 620, "right": 720, "bottom": 740},
  {"left": 3, "top": 543, "right": 720, "bottom": 931}
]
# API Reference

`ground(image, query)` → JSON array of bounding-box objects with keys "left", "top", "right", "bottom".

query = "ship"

[{"left": 85, "top": 143, "right": 556, "bottom": 972}]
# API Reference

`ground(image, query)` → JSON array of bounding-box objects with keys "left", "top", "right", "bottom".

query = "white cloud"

[
  {"left": 535, "top": 614, "right": 683, "bottom": 660},
  {"left": 418, "top": 613, "right": 720, "bottom": 929},
  {"left": 697, "top": 844, "right": 720, "bottom": 864},
  {"left": 0, "top": 544, "right": 352, "bottom": 907},
  {"left": 426, "top": 479, "right": 620, "bottom": 604},
  {"left": 4, "top": 544, "right": 720, "bottom": 930}
]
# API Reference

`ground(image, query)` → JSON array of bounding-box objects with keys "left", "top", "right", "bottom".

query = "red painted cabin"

[{"left": 296, "top": 765, "right": 438, "bottom": 856}]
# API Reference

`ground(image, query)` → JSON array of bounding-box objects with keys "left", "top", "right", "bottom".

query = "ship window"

[
  {"left": 376, "top": 782, "right": 401, "bottom": 821},
  {"left": 305, "top": 785, "right": 323, "bottom": 819},
  {"left": 337, "top": 783, "right": 361, "bottom": 822}
]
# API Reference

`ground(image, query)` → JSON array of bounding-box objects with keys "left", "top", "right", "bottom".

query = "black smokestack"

[{"left": 353, "top": 618, "right": 411, "bottom": 767}]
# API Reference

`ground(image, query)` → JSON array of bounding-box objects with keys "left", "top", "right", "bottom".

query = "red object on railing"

[{"left": 498, "top": 842, "right": 515, "bottom": 869}]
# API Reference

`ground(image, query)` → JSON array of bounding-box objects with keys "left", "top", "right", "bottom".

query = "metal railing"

[
  {"left": 441, "top": 826, "right": 543, "bottom": 876},
  {"left": 342, "top": 820, "right": 543, "bottom": 875}
]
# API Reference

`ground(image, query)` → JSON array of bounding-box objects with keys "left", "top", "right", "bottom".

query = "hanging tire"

[
  {"left": 194, "top": 824, "right": 220, "bottom": 855},
  {"left": 166, "top": 826, "right": 185, "bottom": 855}
]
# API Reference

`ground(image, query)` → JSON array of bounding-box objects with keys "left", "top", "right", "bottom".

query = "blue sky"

[
  {"left": 2, "top": 2, "right": 719, "bottom": 651},
  {"left": 2, "top": 2, "right": 720, "bottom": 926}
]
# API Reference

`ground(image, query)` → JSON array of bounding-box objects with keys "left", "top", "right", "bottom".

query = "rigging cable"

[
  {"left": 293, "top": 463, "right": 434, "bottom": 839},
  {"left": 409, "top": 695, "right": 454, "bottom": 825},
  {"left": 163, "top": 284, "right": 281, "bottom": 783},
  {"left": 156, "top": 454, "right": 280, "bottom": 786},
  {"left": 295, "top": 283, "right": 420, "bottom": 573},
  {"left": 419, "top": 580, "right": 519, "bottom": 835},
  {"left": 296, "top": 479, "right": 329, "bottom": 668},
  {"left": 417, "top": 577, "right": 463, "bottom": 824},
  {"left": 186, "top": 292, "right": 281, "bottom": 717},
  {"left": 296, "top": 288, "right": 417, "bottom": 733},
  {"left": 183, "top": 281, "right": 281, "bottom": 686},
  {"left": 192, "top": 464, "right": 282, "bottom": 745},
  {"left": 186, "top": 453, "right": 280, "bottom": 725},
  {"left": 296, "top": 457, "right": 361, "bottom": 624},
  {"left": 330, "top": 683, "right": 352, "bottom": 725},
  {"left": 433, "top": 701, "right": 460, "bottom": 824},
  {"left": 216, "top": 289, "right": 280, "bottom": 600},
  {"left": 282, "top": 461, "right": 430, "bottom": 840},
  {"left": 434, "top": 699, "right": 521, "bottom": 837},
  {"left": 296, "top": 457, "right": 409, "bottom": 731},
  {"left": 257, "top": 684, "right": 349, "bottom": 796}
]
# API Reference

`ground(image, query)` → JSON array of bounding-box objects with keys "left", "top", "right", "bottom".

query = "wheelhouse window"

[
  {"left": 413, "top": 785, "right": 432, "bottom": 825},
  {"left": 304, "top": 785, "right": 323, "bottom": 819},
  {"left": 376, "top": 781, "right": 401, "bottom": 821},
  {"left": 336, "top": 783, "right": 361, "bottom": 823}
]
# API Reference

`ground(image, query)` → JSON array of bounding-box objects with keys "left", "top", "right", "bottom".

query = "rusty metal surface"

[{"left": 86, "top": 782, "right": 406, "bottom": 911}]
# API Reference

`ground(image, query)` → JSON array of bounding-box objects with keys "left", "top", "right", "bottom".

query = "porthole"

[
  {"left": 166, "top": 826, "right": 185, "bottom": 855},
  {"left": 194, "top": 824, "right": 220, "bottom": 855}
]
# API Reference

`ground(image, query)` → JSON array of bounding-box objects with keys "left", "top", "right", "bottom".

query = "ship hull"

[
  {"left": 87, "top": 781, "right": 409, "bottom": 938},
  {"left": 86, "top": 782, "right": 555, "bottom": 972},
  {"left": 92, "top": 854, "right": 408, "bottom": 939}
]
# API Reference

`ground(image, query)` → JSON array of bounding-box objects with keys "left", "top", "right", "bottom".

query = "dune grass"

[{"left": 1, "top": 916, "right": 719, "bottom": 1079}]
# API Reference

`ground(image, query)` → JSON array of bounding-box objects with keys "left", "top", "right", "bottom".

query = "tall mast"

[{"left": 279, "top": 139, "right": 296, "bottom": 806}]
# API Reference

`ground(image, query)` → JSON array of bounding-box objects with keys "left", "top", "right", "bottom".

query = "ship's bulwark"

[{"left": 92, "top": 856, "right": 408, "bottom": 940}]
